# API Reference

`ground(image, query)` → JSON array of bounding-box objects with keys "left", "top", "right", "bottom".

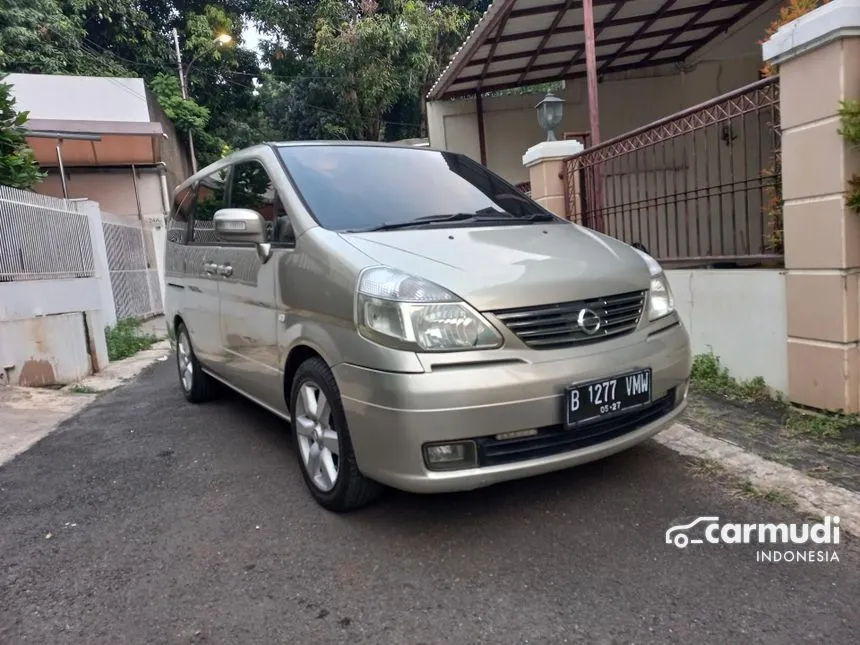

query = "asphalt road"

[{"left": 1, "top": 361, "right": 858, "bottom": 644}]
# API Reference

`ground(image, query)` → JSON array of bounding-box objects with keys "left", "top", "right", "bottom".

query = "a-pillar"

[
  {"left": 522, "top": 140, "right": 584, "bottom": 219},
  {"left": 763, "top": 0, "right": 860, "bottom": 412}
]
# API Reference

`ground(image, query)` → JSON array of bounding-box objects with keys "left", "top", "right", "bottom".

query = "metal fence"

[
  {"left": 102, "top": 219, "right": 163, "bottom": 319},
  {"left": 0, "top": 185, "right": 95, "bottom": 281},
  {"left": 563, "top": 77, "right": 781, "bottom": 265}
]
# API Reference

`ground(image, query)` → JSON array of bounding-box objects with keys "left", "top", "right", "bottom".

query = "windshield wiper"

[{"left": 347, "top": 210, "right": 556, "bottom": 233}]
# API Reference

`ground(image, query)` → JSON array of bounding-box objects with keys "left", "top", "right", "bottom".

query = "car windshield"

[{"left": 277, "top": 145, "right": 555, "bottom": 232}]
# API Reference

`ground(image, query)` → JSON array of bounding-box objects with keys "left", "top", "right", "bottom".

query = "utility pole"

[{"left": 172, "top": 27, "right": 197, "bottom": 174}]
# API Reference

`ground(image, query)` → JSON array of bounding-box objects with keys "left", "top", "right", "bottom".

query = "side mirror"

[{"left": 213, "top": 208, "right": 266, "bottom": 244}]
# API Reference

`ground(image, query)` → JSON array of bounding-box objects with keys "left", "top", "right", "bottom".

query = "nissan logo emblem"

[{"left": 576, "top": 308, "right": 602, "bottom": 335}]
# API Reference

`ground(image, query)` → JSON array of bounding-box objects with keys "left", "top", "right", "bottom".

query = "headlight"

[
  {"left": 648, "top": 273, "right": 674, "bottom": 321},
  {"left": 356, "top": 267, "right": 503, "bottom": 352},
  {"left": 633, "top": 248, "right": 675, "bottom": 321}
]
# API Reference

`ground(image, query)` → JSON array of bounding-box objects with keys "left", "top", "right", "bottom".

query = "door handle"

[{"left": 217, "top": 264, "right": 233, "bottom": 278}]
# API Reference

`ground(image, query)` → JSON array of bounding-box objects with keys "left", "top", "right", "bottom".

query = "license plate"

[{"left": 565, "top": 369, "right": 652, "bottom": 428}]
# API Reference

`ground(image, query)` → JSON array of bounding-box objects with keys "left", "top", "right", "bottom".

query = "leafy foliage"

[
  {"left": 0, "top": 77, "right": 45, "bottom": 189},
  {"left": 105, "top": 318, "right": 156, "bottom": 361},
  {"left": 759, "top": 1, "right": 832, "bottom": 248},
  {"left": 149, "top": 73, "right": 211, "bottom": 132},
  {"left": 0, "top": 0, "right": 127, "bottom": 75},
  {"left": 0, "top": 0, "right": 486, "bottom": 174},
  {"left": 760, "top": 0, "right": 830, "bottom": 77},
  {"left": 840, "top": 100, "right": 860, "bottom": 213}
]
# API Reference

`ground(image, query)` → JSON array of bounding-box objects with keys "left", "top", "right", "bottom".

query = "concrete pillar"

[
  {"left": 522, "top": 140, "right": 584, "bottom": 218},
  {"left": 77, "top": 199, "right": 118, "bottom": 328},
  {"left": 763, "top": 0, "right": 860, "bottom": 412}
]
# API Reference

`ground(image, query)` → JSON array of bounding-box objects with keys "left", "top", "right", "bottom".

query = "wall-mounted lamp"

[
  {"left": 720, "top": 124, "right": 738, "bottom": 147},
  {"left": 535, "top": 92, "right": 565, "bottom": 142}
]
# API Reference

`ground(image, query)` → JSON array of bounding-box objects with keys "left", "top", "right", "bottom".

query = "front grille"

[
  {"left": 476, "top": 392, "right": 675, "bottom": 467},
  {"left": 490, "top": 290, "right": 646, "bottom": 349}
]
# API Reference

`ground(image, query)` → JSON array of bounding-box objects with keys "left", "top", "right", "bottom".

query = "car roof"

[{"left": 173, "top": 141, "right": 449, "bottom": 196}]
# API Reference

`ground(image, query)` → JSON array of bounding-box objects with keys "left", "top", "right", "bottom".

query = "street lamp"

[
  {"left": 535, "top": 92, "right": 565, "bottom": 142},
  {"left": 171, "top": 30, "right": 233, "bottom": 173}
]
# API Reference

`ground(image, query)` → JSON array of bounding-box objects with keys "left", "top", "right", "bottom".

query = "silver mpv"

[{"left": 165, "top": 142, "right": 692, "bottom": 511}]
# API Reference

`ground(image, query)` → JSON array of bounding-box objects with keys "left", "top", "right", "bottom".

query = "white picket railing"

[{"left": 0, "top": 185, "right": 95, "bottom": 281}]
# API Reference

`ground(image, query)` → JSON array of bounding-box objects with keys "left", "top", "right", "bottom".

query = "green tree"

[
  {"left": 0, "top": 77, "right": 45, "bottom": 189},
  {"left": 0, "top": 0, "right": 128, "bottom": 75},
  {"left": 311, "top": 0, "right": 473, "bottom": 140}
]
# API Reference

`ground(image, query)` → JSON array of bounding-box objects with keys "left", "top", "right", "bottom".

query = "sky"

[{"left": 241, "top": 22, "right": 265, "bottom": 62}]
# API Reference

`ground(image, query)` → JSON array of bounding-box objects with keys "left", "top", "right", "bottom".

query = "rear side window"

[
  {"left": 168, "top": 184, "right": 195, "bottom": 244},
  {"left": 191, "top": 168, "right": 229, "bottom": 244}
]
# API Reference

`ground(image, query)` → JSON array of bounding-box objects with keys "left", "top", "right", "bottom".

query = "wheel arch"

[{"left": 283, "top": 344, "right": 327, "bottom": 412}]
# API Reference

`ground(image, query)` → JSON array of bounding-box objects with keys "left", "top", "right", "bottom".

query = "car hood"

[{"left": 339, "top": 224, "right": 651, "bottom": 311}]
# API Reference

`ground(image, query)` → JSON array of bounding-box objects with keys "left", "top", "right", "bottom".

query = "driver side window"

[{"left": 229, "top": 160, "right": 295, "bottom": 245}]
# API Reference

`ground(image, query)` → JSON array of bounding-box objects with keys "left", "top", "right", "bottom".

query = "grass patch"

[
  {"left": 105, "top": 318, "right": 156, "bottom": 362},
  {"left": 690, "top": 351, "right": 860, "bottom": 451},
  {"left": 784, "top": 408, "right": 860, "bottom": 442},
  {"left": 690, "top": 351, "right": 771, "bottom": 402},
  {"left": 686, "top": 457, "right": 726, "bottom": 478},
  {"left": 69, "top": 384, "right": 98, "bottom": 394},
  {"left": 733, "top": 480, "right": 798, "bottom": 510},
  {"left": 686, "top": 458, "right": 799, "bottom": 510}
]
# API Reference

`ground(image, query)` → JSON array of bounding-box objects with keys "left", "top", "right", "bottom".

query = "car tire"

[
  {"left": 176, "top": 322, "right": 215, "bottom": 403},
  {"left": 290, "top": 357, "right": 381, "bottom": 512}
]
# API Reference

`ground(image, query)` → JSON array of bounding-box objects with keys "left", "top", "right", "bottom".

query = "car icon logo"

[
  {"left": 576, "top": 308, "right": 601, "bottom": 335},
  {"left": 665, "top": 516, "right": 720, "bottom": 548}
]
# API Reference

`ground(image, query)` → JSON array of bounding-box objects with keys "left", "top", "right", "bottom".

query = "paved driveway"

[{"left": 1, "top": 361, "right": 857, "bottom": 643}]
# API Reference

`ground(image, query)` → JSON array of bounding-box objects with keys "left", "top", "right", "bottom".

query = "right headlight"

[
  {"left": 633, "top": 248, "right": 675, "bottom": 321},
  {"left": 356, "top": 267, "right": 503, "bottom": 352}
]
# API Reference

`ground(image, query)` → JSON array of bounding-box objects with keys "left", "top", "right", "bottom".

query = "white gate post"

[{"left": 78, "top": 200, "right": 117, "bottom": 327}]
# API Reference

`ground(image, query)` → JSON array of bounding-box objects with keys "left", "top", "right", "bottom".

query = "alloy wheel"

[
  {"left": 294, "top": 381, "right": 340, "bottom": 492},
  {"left": 177, "top": 331, "right": 194, "bottom": 392}
]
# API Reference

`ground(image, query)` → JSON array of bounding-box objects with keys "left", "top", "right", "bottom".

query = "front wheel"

[{"left": 290, "top": 357, "right": 381, "bottom": 512}]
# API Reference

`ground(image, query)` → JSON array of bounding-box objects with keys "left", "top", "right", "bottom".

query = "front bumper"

[{"left": 334, "top": 321, "right": 691, "bottom": 494}]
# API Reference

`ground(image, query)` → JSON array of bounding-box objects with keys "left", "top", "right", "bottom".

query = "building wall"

[
  {"left": 428, "top": 1, "right": 781, "bottom": 186},
  {"left": 666, "top": 268, "right": 788, "bottom": 394},
  {"left": 147, "top": 88, "right": 193, "bottom": 195},
  {"left": 37, "top": 169, "right": 166, "bottom": 218}
]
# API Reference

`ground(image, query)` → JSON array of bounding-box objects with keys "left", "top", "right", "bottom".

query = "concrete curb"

[
  {"left": 61, "top": 340, "right": 172, "bottom": 393},
  {"left": 657, "top": 423, "right": 860, "bottom": 536}
]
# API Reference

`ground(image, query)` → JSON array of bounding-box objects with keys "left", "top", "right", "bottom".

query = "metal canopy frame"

[{"left": 427, "top": 0, "right": 770, "bottom": 101}]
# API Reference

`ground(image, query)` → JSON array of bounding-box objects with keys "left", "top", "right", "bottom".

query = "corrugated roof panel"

[
  {"left": 428, "top": 0, "right": 769, "bottom": 101},
  {"left": 615, "top": 1, "right": 660, "bottom": 21},
  {"left": 535, "top": 50, "right": 578, "bottom": 66},
  {"left": 597, "top": 23, "right": 643, "bottom": 42},
  {"left": 494, "top": 37, "right": 545, "bottom": 56}
]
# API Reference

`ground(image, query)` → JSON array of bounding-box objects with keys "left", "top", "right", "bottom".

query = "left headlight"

[
  {"left": 356, "top": 267, "right": 503, "bottom": 352},
  {"left": 633, "top": 248, "right": 675, "bottom": 322}
]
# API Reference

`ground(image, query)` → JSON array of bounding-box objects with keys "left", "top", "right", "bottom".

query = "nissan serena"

[{"left": 164, "top": 142, "right": 692, "bottom": 511}]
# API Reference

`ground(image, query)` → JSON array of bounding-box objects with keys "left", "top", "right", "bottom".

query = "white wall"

[
  {"left": 0, "top": 199, "right": 114, "bottom": 386},
  {"left": 5, "top": 74, "right": 151, "bottom": 123},
  {"left": 428, "top": 1, "right": 781, "bottom": 185},
  {"left": 666, "top": 268, "right": 788, "bottom": 394}
]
